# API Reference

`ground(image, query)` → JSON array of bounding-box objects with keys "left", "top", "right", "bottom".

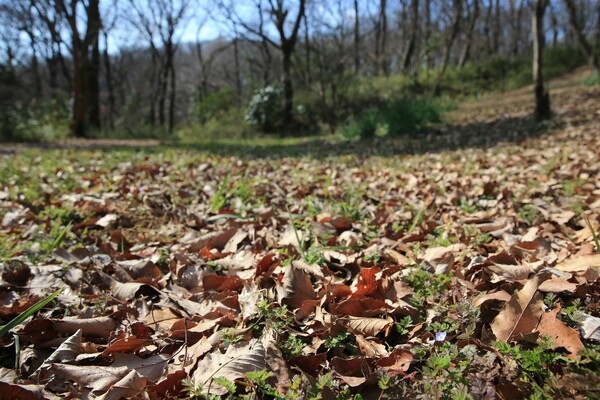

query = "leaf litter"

[{"left": 0, "top": 84, "right": 599, "bottom": 398}]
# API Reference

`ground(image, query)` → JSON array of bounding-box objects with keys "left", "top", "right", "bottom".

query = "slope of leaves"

[{"left": 0, "top": 79, "right": 599, "bottom": 399}]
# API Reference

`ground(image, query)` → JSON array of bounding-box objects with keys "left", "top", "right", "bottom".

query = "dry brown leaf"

[
  {"left": 111, "top": 353, "right": 169, "bottom": 381},
  {"left": 192, "top": 338, "right": 266, "bottom": 395},
  {"left": 34, "top": 329, "right": 83, "bottom": 378},
  {"left": 53, "top": 316, "right": 116, "bottom": 338},
  {"left": 102, "top": 336, "right": 150, "bottom": 356},
  {"left": 344, "top": 316, "right": 393, "bottom": 337},
  {"left": 537, "top": 277, "right": 578, "bottom": 293},
  {"left": 376, "top": 347, "right": 413, "bottom": 375},
  {"left": 472, "top": 291, "right": 512, "bottom": 308},
  {"left": 491, "top": 274, "right": 549, "bottom": 342},
  {"left": 355, "top": 335, "right": 388, "bottom": 357},
  {"left": 537, "top": 306, "right": 584, "bottom": 360},
  {"left": 330, "top": 356, "right": 369, "bottom": 387},
  {"left": 555, "top": 254, "right": 600, "bottom": 272},
  {"left": 276, "top": 264, "right": 317, "bottom": 309},
  {"left": 51, "top": 364, "right": 129, "bottom": 392},
  {"left": 112, "top": 282, "right": 161, "bottom": 301},
  {"left": 94, "top": 369, "right": 148, "bottom": 400},
  {"left": 0, "top": 382, "right": 60, "bottom": 400}
]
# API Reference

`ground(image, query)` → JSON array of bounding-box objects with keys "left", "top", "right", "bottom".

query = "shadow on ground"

[
  {"left": 154, "top": 115, "right": 558, "bottom": 159},
  {"left": 0, "top": 114, "right": 559, "bottom": 159}
]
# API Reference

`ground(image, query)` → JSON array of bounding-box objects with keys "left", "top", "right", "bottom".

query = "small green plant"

[
  {"left": 404, "top": 269, "right": 452, "bottom": 299},
  {"left": 279, "top": 335, "right": 305, "bottom": 360},
  {"left": 395, "top": 315, "right": 413, "bottom": 336},
  {"left": 323, "top": 331, "right": 357, "bottom": 355},
  {"left": 210, "top": 176, "right": 229, "bottom": 213},
  {"left": 518, "top": 204, "right": 542, "bottom": 225},
  {"left": 222, "top": 328, "right": 243, "bottom": 345},
  {"left": 0, "top": 288, "right": 63, "bottom": 338}
]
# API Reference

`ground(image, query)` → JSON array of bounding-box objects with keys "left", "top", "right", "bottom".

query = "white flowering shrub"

[{"left": 244, "top": 85, "right": 283, "bottom": 132}]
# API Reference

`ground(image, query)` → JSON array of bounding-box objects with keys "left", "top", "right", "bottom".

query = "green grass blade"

[
  {"left": 0, "top": 288, "right": 63, "bottom": 338},
  {"left": 50, "top": 221, "right": 72, "bottom": 253},
  {"left": 583, "top": 216, "right": 600, "bottom": 254}
]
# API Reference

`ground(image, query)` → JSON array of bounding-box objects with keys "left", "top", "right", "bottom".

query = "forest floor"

[{"left": 0, "top": 69, "right": 599, "bottom": 399}]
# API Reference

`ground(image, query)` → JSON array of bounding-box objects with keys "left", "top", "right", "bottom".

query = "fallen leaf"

[
  {"left": 491, "top": 274, "right": 549, "bottom": 342},
  {"left": 192, "top": 338, "right": 266, "bottom": 395},
  {"left": 344, "top": 316, "right": 393, "bottom": 337},
  {"left": 537, "top": 306, "right": 584, "bottom": 359},
  {"left": 555, "top": 254, "right": 600, "bottom": 272},
  {"left": 577, "top": 313, "right": 600, "bottom": 340},
  {"left": 95, "top": 369, "right": 147, "bottom": 400},
  {"left": 51, "top": 364, "right": 129, "bottom": 392}
]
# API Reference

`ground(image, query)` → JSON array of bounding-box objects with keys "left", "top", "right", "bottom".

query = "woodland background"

[{"left": 0, "top": 0, "right": 599, "bottom": 141}]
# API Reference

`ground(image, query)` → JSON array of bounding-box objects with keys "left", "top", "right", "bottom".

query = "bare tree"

[
  {"left": 434, "top": 0, "right": 462, "bottom": 95},
  {"left": 374, "top": 0, "right": 388, "bottom": 75},
  {"left": 55, "top": 0, "right": 102, "bottom": 136},
  {"left": 353, "top": 0, "right": 360, "bottom": 74},
  {"left": 401, "top": 0, "right": 419, "bottom": 72},
  {"left": 459, "top": 0, "right": 480, "bottom": 67},
  {"left": 562, "top": 0, "right": 600, "bottom": 76},
  {"left": 509, "top": 0, "right": 525, "bottom": 57},
  {"left": 127, "top": 0, "right": 191, "bottom": 133},
  {"left": 532, "top": 0, "right": 550, "bottom": 121},
  {"left": 223, "top": 0, "right": 306, "bottom": 126}
]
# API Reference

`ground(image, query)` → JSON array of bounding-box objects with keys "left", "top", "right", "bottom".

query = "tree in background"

[
  {"left": 127, "top": 0, "right": 191, "bottom": 134},
  {"left": 55, "top": 0, "right": 102, "bottom": 137},
  {"left": 563, "top": 0, "right": 600, "bottom": 77},
  {"left": 224, "top": 0, "right": 306, "bottom": 127},
  {"left": 532, "top": 0, "right": 551, "bottom": 121}
]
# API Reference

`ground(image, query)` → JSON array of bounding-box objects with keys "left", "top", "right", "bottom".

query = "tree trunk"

[
  {"left": 402, "top": 0, "right": 419, "bottom": 72},
  {"left": 353, "top": 0, "right": 360, "bottom": 74},
  {"left": 510, "top": 0, "right": 524, "bottom": 57},
  {"left": 62, "top": 0, "right": 101, "bottom": 137},
  {"left": 168, "top": 58, "right": 176, "bottom": 133},
  {"left": 103, "top": 31, "right": 115, "bottom": 130},
  {"left": 282, "top": 45, "right": 294, "bottom": 126},
  {"left": 434, "top": 0, "right": 462, "bottom": 95},
  {"left": 374, "top": 0, "right": 387, "bottom": 75},
  {"left": 493, "top": 0, "right": 500, "bottom": 53},
  {"left": 303, "top": 15, "right": 311, "bottom": 84},
  {"left": 459, "top": 0, "right": 480, "bottom": 67},
  {"left": 533, "top": 0, "right": 551, "bottom": 121},
  {"left": 423, "top": 0, "right": 432, "bottom": 74},
  {"left": 563, "top": 0, "right": 600, "bottom": 76},
  {"left": 87, "top": 26, "right": 101, "bottom": 130},
  {"left": 233, "top": 38, "right": 243, "bottom": 106},
  {"left": 549, "top": 2, "right": 559, "bottom": 47},
  {"left": 484, "top": 0, "right": 493, "bottom": 55},
  {"left": 71, "top": 44, "right": 88, "bottom": 137}
]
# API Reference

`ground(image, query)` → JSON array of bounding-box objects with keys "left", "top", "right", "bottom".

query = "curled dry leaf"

[
  {"left": 577, "top": 313, "right": 600, "bottom": 340},
  {"left": 94, "top": 369, "right": 148, "bottom": 400},
  {"left": 53, "top": 316, "right": 117, "bottom": 338},
  {"left": 34, "top": 329, "right": 83, "bottom": 378},
  {"left": 111, "top": 353, "right": 169, "bottom": 381},
  {"left": 275, "top": 263, "right": 317, "bottom": 309},
  {"left": 491, "top": 273, "right": 550, "bottom": 342},
  {"left": 112, "top": 282, "right": 161, "bottom": 301},
  {"left": 376, "top": 347, "right": 413, "bottom": 375}
]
